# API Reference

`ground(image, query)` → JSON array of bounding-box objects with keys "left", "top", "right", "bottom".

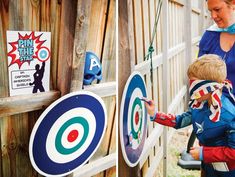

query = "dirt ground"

[{"left": 154, "top": 127, "right": 201, "bottom": 177}]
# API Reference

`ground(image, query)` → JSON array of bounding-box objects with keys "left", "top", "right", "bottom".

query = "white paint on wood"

[
  {"left": 83, "top": 82, "right": 116, "bottom": 97},
  {"left": 73, "top": 153, "right": 116, "bottom": 177}
]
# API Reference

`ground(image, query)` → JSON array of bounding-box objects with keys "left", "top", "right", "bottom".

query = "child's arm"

[
  {"left": 144, "top": 98, "right": 192, "bottom": 129},
  {"left": 202, "top": 123, "right": 235, "bottom": 163},
  {"left": 202, "top": 146, "right": 235, "bottom": 163}
]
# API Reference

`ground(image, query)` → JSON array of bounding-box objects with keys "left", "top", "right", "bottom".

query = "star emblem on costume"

[{"left": 195, "top": 121, "right": 204, "bottom": 134}]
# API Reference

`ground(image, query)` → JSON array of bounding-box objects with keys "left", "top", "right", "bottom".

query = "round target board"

[
  {"left": 120, "top": 71, "right": 147, "bottom": 167},
  {"left": 29, "top": 91, "right": 107, "bottom": 177}
]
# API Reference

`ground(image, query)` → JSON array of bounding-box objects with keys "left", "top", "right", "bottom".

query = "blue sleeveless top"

[{"left": 198, "top": 31, "right": 235, "bottom": 94}]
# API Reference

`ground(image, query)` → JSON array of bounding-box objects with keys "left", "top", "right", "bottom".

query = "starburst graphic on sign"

[{"left": 7, "top": 32, "right": 46, "bottom": 68}]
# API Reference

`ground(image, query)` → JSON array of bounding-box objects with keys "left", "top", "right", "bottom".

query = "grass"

[{"left": 153, "top": 127, "right": 201, "bottom": 177}]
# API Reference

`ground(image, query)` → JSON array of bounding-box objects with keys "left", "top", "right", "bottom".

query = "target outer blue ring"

[
  {"left": 120, "top": 71, "right": 147, "bottom": 167},
  {"left": 29, "top": 91, "right": 107, "bottom": 176}
]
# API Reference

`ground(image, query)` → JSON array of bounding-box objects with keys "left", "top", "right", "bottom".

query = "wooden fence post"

[
  {"left": 162, "top": 1, "right": 169, "bottom": 177},
  {"left": 118, "top": 0, "right": 141, "bottom": 176}
]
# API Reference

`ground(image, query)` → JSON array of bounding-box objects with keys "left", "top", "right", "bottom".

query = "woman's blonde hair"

[
  {"left": 224, "top": 0, "right": 234, "bottom": 5},
  {"left": 206, "top": 0, "right": 234, "bottom": 6},
  {"left": 187, "top": 54, "right": 227, "bottom": 83}
]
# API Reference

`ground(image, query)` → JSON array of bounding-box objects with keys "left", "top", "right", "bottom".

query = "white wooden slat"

[
  {"left": 192, "top": 36, "right": 201, "bottom": 45},
  {"left": 139, "top": 124, "right": 163, "bottom": 168},
  {"left": 134, "top": 54, "right": 163, "bottom": 75},
  {"left": 168, "top": 42, "right": 185, "bottom": 59},
  {"left": 83, "top": 81, "right": 116, "bottom": 97},
  {"left": 168, "top": 85, "right": 187, "bottom": 113},
  {"left": 162, "top": 1, "right": 169, "bottom": 176},
  {"left": 192, "top": 7, "right": 201, "bottom": 15},
  {"left": 145, "top": 147, "right": 163, "bottom": 177},
  {"left": 169, "top": 0, "right": 185, "bottom": 6},
  {"left": 73, "top": 153, "right": 116, "bottom": 177},
  {"left": 127, "top": 0, "right": 136, "bottom": 72},
  {"left": 134, "top": 42, "right": 185, "bottom": 76}
]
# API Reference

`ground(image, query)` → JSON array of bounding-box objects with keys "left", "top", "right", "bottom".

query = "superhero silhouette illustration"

[{"left": 29, "top": 62, "right": 45, "bottom": 93}]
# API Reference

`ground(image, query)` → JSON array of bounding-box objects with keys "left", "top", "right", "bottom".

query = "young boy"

[{"left": 144, "top": 54, "right": 235, "bottom": 177}]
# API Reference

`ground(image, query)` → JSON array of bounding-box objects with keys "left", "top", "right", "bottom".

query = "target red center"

[
  {"left": 135, "top": 112, "right": 139, "bottom": 125},
  {"left": 67, "top": 130, "right": 79, "bottom": 142}
]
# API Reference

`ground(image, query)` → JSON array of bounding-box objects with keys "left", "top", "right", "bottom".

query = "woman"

[
  {"left": 189, "top": 0, "right": 235, "bottom": 176},
  {"left": 199, "top": 0, "right": 235, "bottom": 92}
]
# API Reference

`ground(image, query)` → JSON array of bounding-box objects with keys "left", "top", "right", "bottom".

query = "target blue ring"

[
  {"left": 122, "top": 73, "right": 147, "bottom": 165},
  {"left": 30, "top": 92, "right": 106, "bottom": 176}
]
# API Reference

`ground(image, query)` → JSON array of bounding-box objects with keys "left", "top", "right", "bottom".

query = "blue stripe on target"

[{"left": 29, "top": 91, "right": 106, "bottom": 176}]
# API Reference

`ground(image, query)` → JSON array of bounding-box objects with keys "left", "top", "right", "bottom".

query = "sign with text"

[{"left": 7, "top": 31, "right": 51, "bottom": 96}]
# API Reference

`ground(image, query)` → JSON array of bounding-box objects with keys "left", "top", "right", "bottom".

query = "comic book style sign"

[
  {"left": 120, "top": 71, "right": 148, "bottom": 167},
  {"left": 7, "top": 31, "right": 51, "bottom": 96},
  {"left": 29, "top": 91, "right": 107, "bottom": 177}
]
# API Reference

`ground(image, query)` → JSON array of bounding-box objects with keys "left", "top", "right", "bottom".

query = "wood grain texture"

[
  {"left": 0, "top": 0, "right": 10, "bottom": 98},
  {"left": 86, "top": 0, "right": 108, "bottom": 57},
  {"left": 0, "top": 91, "right": 60, "bottom": 117},
  {"left": 105, "top": 108, "right": 116, "bottom": 177},
  {"left": 70, "top": 0, "right": 92, "bottom": 92},
  {"left": 57, "top": 0, "right": 77, "bottom": 95},
  {"left": 101, "top": 0, "right": 116, "bottom": 82},
  {"left": 1, "top": 0, "right": 41, "bottom": 176}
]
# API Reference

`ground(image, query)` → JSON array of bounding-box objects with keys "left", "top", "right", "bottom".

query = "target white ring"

[
  {"left": 61, "top": 124, "right": 84, "bottom": 149},
  {"left": 46, "top": 108, "right": 96, "bottom": 163}
]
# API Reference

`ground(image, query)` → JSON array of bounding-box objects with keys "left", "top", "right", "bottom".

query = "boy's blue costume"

[{"left": 151, "top": 79, "right": 235, "bottom": 176}]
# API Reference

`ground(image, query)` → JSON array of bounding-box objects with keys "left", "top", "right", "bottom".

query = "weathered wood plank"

[
  {"left": 105, "top": 117, "right": 117, "bottom": 177},
  {"left": 0, "top": 0, "right": 9, "bottom": 98},
  {"left": 57, "top": 0, "right": 77, "bottom": 95},
  {"left": 87, "top": 0, "right": 108, "bottom": 56},
  {"left": 90, "top": 96, "right": 116, "bottom": 177},
  {"left": 0, "top": 91, "right": 60, "bottom": 117},
  {"left": 90, "top": 1, "right": 116, "bottom": 175},
  {"left": 105, "top": 108, "right": 116, "bottom": 177},
  {"left": 127, "top": 0, "right": 136, "bottom": 72},
  {"left": 148, "top": 0, "right": 156, "bottom": 56},
  {"left": 101, "top": 0, "right": 116, "bottom": 82},
  {"left": 50, "top": 1, "right": 61, "bottom": 90},
  {"left": 70, "top": 0, "right": 92, "bottom": 92},
  {"left": 1, "top": 1, "right": 41, "bottom": 176},
  {"left": 133, "top": 0, "right": 144, "bottom": 64}
]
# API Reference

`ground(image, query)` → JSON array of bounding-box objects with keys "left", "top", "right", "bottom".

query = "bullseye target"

[
  {"left": 36, "top": 46, "right": 50, "bottom": 62},
  {"left": 120, "top": 71, "right": 147, "bottom": 167},
  {"left": 29, "top": 91, "right": 107, "bottom": 177}
]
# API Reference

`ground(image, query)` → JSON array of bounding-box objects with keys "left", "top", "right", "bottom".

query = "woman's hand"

[
  {"left": 142, "top": 97, "right": 155, "bottom": 117},
  {"left": 189, "top": 147, "right": 200, "bottom": 160}
]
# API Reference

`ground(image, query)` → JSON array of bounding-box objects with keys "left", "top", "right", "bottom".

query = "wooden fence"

[
  {"left": 0, "top": 0, "right": 116, "bottom": 177},
  {"left": 119, "top": 0, "right": 211, "bottom": 176}
]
